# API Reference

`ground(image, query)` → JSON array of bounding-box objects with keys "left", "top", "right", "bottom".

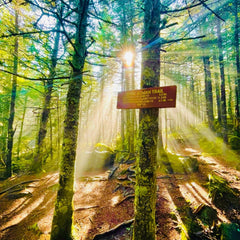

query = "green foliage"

[
  {"left": 229, "top": 135, "right": 240, "bottom": 150},
  {"left": 182, "top": 125, "right": 240, "bottom": 169},
  {"left": 207, "top": 174, "right": 239, "bottom": 208},
  {"left": 198, "top": 136, "right": 223, "bottom": 156},
  {"left": 179, "top": 156, "right": 199, "bottom": 173},
  {"left": 28, "top": 223, "right": 42, "bottom": 236},
  {"left": 194, "top": 204, "right": 218, "bottom": 227},
  {"left": 94, "top": 142, "right": 114, "bottom": 153},
  {"left": 220, "top": 223, "right": 240, "bottom": 240},
  {"left": 158, "top": 152, "right": 198, "bottom": 174},
  {"left": 177, "top": 202, "right": 202, "bottom": 240}
]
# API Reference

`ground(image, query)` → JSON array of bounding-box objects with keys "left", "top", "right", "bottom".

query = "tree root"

[
  {"left": 116, "top": 194, "right": 134, "bottom": 206},
  {"left": 75, "top": 205, "right": 99, "bottom": 211},
  {"left": 108, "top": 166, "right": 119, "bottom": 179},
  {"left": 0, "top": 179, "right": 39, "bottom": 199},
  {"left": 93, "top": 218, "right": 134, "bottom": 240}
]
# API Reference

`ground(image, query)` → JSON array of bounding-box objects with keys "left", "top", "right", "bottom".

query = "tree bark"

[
  {"left": 227, "top": 72, "right": 234, "bottom": 122},
  {"left": 6, "top": 9, "right": 19, "bottom": 178},
  {"left": 234, "top": 0, "right": 240, "bottom": 134},
  {"left": 133, "top": 0, "right": 160, "bottom": 239},
  {"left": 216, "top": 17, "right": 228, "bottom": 143},
  {"left": 32, "top": 21, "right": 61, "bottom": 172},
  {"left": 50, "top": 1, "right": 90, "bottom": 239},
  {"left": 16, "top": 94, "right": 28, "bottom": 160},
  {"left": 203, "top": 56, "right": 214, "bottom": 131},
  {"left": 213, "top": 55, "right": 222, "bottom": 124}
]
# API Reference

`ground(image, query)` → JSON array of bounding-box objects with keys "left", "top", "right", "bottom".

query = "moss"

[
  {"left": 220, "top": 223, "right": 240, "bottom": 240},
  {"left": 28, "top": 223, "right": 42, "bottom": 236},
  {"left": 158, "top": 152, "right": 199, "bottom": 174},
  {"left": 229, "top": 135, "right": 240, "bottom": 150},
  {"left": 207, "top": 174, "right": 239, "bottom": 208},
  {"left": 194, "top": 204, "right": 217, "bottom": 227},
  {"left": 51, "top": 188, "right": 74, "bottom": 240},
  {"left": 135, "top": 185, "right": 149, "bottom": 196},
  {"left": 180, "top": 157, "right": 199, "bottom": 173}
]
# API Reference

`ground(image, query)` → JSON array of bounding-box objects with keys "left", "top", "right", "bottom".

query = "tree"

[
  {"left": 216, "top": 17, "right": 228, "bottom": 143},
  {"left": 50, "top": 0, "right": 90, "bottom": 239},
  {"left": 203, "top": 55, "right": 214, "bottom": 130},
  {"left": 233, "top": 0, "right": 240, "bottom": 135},
  {"left": 133, "top": 0, "right": 160, "bottom": 239},
  {"left": 213, "top": 54, "right": 222, "bottom": 124},
  {"left": 32, "top": 20, "right": 61, "bottom": 172},
  {"left": 6, "top": 6, "right": 19, "bottom": 178}
]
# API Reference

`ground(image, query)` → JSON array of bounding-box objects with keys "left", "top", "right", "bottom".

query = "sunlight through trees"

[{"left": 0, "top": 0, "right": 240, "bottom": 239}]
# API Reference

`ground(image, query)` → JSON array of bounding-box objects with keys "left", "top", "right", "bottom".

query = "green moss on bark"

[
  {"left": 50, "top": 1, "right": 90, "bottom": 240},
  {"left": 133, "top": 0, "right": 160, "bottom": 239}
]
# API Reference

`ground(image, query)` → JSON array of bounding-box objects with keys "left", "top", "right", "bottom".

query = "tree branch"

[
  {"left": 88, "top": 11, "right": 118, "bottom": 26},
  {"left": 159, "top": 22, "right": 178, "bottom": 31},
  {"left": 164, "top": 35, "right": 206, "bottom": 45},
  {"left": 184, "top": 0, "right": 194, "bottom": 22},
  {"left": 0, "top": 0, "right": 12, "bottom": 7},
  {"left": 87, "top": 51, "right": 116, "bottom": 58},
  {"left": 55, "top": 12, "right": 81, "bottom": 58},
  {"left": 93, "top": 219, "right": 134, "bottom": 240},
  {"left": 21, "top": 85, "right": 44, "bottom": 95},
  {"left": 160, "top": 0, "right": 209, "bottom": 14},
  {"left": 199, "top": 0, "right": 225, "bottom": 22},
  {"left": 0, "top": 69, "right": 71, "bottom": 81},
  {"left": 0, "top": 30, "right": 63, "bottom": 39},
  {"left": 59, "top": 0, "right": 77, "bottom": 12},
  {"left": 141, "top": 35, "right": 205, "bottom": 51}
]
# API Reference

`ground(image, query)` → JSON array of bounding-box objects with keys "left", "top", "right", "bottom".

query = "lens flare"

[{"left": 123, "top": 51, "right": 134, "bottom": 67}]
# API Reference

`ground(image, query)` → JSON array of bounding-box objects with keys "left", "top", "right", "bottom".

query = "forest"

[{"left": 0, "top": 0, "right": 240, "bottom": 239}]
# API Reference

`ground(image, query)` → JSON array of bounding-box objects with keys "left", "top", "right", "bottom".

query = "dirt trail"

[
  {"left": 155, "top": 147, "right": 240, "bottom": 239},
  {"left": 0, "top": 147, "right": 240, "bottom": 240}
]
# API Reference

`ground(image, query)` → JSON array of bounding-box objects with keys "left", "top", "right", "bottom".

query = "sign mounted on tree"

[{"left": 117, "top": 85, "right": 177, "bottom": 109}]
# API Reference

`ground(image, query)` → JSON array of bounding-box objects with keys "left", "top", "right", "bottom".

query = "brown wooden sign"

[{"left": 117, "top": 85, "right": 177, "bottom": 109}]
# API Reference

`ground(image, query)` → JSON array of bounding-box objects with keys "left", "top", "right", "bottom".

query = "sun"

[{"left": 122, "top": 51, "right": 134, "bottom": 67}]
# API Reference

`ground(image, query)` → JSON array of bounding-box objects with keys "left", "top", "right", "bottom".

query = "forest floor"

[{"left": 0, "top": 146, "right": 240, "bottom": 240}]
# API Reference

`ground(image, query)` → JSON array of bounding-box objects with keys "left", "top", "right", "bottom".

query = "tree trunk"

[
  {"left": 202, "top": 56, "right": 214, "bottom": 130},
  {"left": 121, "top": 64, "right": 125, "bottom": 150},
  {"left": 216, "top": 17, "right": 228, "bottom": 143},
  {"left": 32, "top": 21, "right": 61, "bottom": 172},
  {"left": 213, "top": 55, "right": 222, "bottom": 124},
  {"left": 6, "top": 9, "right": 19, "bottom": 178},
  {"left": 125, "top": 68, "right": 134, "bottom": 154},
  {"left": 227, "top": 65, "right": 234, "bottom": 123},
  {"left": 133, "top": 0, "right": 160, "bottom": 239},
  {"left": 234, "top": 0, "right": 240, "bottom": 134},
  {"left": 49, "top": 110, "right": 53, "bottom": 163},
  {"left": 17, "top": 94, "right": 28, "bottom": 160},
  {"left": 56, "top": 92, "right": 61, "bottom": 162},
  {"left": 50, "top": 1, "right": 89, "bottom": 239}
]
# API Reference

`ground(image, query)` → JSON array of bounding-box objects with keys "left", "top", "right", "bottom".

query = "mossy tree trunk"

[
  {"left": 32, "top": 21, "right": 61, "bottom": 172},
  {"left": 213, "top": 55, "right": 222, "bottom": 124},
  {"left": 234, "top": 0, "right": 240, "bottom": 135},
  {"left": 133, "top": 0, "right": 160, "bottom": 239},
  {"left": 16, "top": 94, "right": 28, "bottom": 160},
  {"left": 216, "top": 18, "right": 228, "bottom": 143},
  {"left": 203, "top": 56, "right": 214, "bottom": 131},
  {"left": 50, "top": 1, "right": 89, "bottom": 240},
  {"left": 6, "top": 9, "right": 19, "bottom": 178}
]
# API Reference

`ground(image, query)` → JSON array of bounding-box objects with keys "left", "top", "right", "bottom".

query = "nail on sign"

[{"left": 117, "top": 85, "right": 177, "bottom": 109}]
